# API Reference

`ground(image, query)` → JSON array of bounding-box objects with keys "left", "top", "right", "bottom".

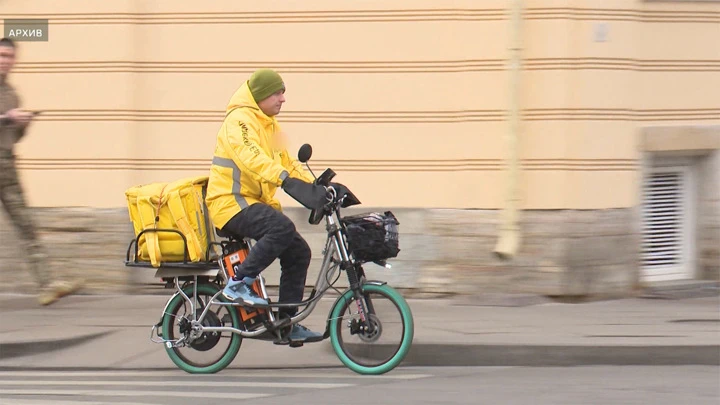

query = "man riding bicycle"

[{"left": 205, "top": 68, "right": 327, "bottom": 343}]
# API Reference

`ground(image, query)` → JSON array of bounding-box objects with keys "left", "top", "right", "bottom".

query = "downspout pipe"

[{"left": 493, "top": 0, "right": 523, "bottom": 260}]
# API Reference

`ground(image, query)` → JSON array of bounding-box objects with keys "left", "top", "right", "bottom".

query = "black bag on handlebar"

[{"left": 340, "top": 211, "right": 400, "bottom": 263}]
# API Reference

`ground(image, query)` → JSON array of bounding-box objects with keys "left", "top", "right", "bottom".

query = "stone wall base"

[{"left": 1, "top": 206, "right": 715, "bottom": 298}]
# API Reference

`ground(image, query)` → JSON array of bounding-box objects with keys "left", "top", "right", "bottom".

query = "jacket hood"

[{"left": 226, "top": 81, "right": 274, "bottom": 125}]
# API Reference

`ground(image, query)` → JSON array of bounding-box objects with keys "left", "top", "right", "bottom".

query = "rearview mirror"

[{"left": 298, "top": 144, "right": 313, "bottom": 163}]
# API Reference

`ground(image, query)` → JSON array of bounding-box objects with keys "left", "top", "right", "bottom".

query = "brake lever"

[
  {"left": 329, "top": 186, "right": 348, "bottom": 206},
  {"left": 325, "top": 186, "right": 337, "bottom": 204}
]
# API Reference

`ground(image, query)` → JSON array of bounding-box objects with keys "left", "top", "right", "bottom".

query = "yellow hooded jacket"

[{"left": 205, "top": 81, "right": 314, "bottom": 229}]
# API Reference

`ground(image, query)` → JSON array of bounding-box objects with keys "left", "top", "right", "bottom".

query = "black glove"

[{"left": 282, "top": 177, "right": 328, "bottom": 210}]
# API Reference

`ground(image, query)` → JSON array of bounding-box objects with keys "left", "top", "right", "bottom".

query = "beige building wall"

[
  {"left": 4, "top": 0, "right": 719, "bottom": 211},
  {"left": 1, "top": 0, "right": 718, "bottom": 295}
]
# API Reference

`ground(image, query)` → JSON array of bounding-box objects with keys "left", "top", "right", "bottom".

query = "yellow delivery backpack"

[{"left": 125, "top": 175, "right": 216, "bottom": 267}]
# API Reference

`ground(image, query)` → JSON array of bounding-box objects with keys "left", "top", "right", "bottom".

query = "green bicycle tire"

[
  {"left": 329, "top": 283, "right": 414, "bottom": 375},
  {"left": 161, "top": 283, "right": 242, "bottom": 374}
]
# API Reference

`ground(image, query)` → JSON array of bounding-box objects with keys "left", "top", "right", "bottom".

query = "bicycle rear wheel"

[
  {"left": 161, "top": 283, "right": 242, "bottom": 374},
  {"left": 329, "top": 283, "right": 414, "bottom": 375}
]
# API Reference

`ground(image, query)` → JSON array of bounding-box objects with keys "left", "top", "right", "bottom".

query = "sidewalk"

[{"left": 0, "top": 292, "right": 718, "bottom": 370}]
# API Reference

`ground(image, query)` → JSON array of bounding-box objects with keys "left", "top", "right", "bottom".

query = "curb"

[
  {"left": 339, "top": 343, "right": 720, "bottom": 367},
  {"left": 0, "top": 331, "right": 113, "bottom": 361},
  {"left": 1, "top": 337, "right": 718, "bottom": 367}
]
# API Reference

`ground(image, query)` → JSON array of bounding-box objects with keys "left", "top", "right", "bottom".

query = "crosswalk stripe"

[
  {"left": 0, "top": 371, "right": 431, "bottom": 380},
  {"left": 0, "top": 380, "right": 350, "bottom": 389},
  {"left": 0, "top": 400, "right": 158, "bottom": 405},
  {"left": 0, "top": 389, "right": 269, "bottom": 400}
]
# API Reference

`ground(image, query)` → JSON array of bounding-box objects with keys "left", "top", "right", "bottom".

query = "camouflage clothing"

[
  {"left": 0, "top": 74, "right": 27, "bottom": 151},
  {"left": 0, "top": 74, "right": 48, "bottom": 289}
]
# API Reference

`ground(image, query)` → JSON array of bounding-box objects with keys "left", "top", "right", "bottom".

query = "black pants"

[{"left": 221, "top": 203, "right": 311, "bottom": 316}]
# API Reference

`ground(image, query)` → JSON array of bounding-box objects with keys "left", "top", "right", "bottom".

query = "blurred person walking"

[{"left": 0, "top": 37, "right": 82, "bottom": 305}]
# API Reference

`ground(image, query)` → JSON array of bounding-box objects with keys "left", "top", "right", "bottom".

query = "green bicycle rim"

[
  {"left": 161, "top": 283, "right": 242, "bottom": 374},
  {"left": 329, "top": 284, "right": 414, "bottom": 375}
]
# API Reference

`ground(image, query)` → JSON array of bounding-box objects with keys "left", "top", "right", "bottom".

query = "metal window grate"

[{"left": 642, "top": 171, "right": 684, "bottom": 267}]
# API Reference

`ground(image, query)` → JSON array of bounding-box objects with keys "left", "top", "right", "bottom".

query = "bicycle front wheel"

[{"left": 329, "top": 283, "right": 414, "bottom": 375}]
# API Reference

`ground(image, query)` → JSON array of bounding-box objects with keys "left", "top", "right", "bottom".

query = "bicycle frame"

[{"left": 162, "top": 205, "right": 362, "bottom": 342}]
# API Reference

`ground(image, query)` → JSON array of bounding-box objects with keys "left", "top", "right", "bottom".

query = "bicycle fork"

[{"left": 346, "top": 264, "right": 376, "bottom": 334}]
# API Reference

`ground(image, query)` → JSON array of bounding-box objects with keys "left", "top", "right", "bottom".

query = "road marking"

[
  {"left": 0, "top": 389, "right": 269, "bottom": 400},
  {"left": 0, "top": 370, "right": 431, "bottom": 380},
  {"left": 0, "top": 380, "right": 350, "bottom": 389},
  {"left": 0, "top": 400, "right": 157, "bottom": 405}
]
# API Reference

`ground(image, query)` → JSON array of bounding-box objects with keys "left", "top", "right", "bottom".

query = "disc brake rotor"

[{"left": 357, "top": 314, "right": 382, "bottom": 343}]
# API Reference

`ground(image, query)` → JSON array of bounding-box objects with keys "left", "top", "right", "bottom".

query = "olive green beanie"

[{"left": 248, "top": 69, "right": 285, "bottom": 103}]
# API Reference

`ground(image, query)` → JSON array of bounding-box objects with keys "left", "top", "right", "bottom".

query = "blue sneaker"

[
  {"left": 289, "top": 324, "right": 323, "bottom": 343},
  {"left": 222, "top": 277, "right": 268, "bottom": 306}
]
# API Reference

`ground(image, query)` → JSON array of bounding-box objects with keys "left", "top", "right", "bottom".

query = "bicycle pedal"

[
  {"left": 273, "top": 338, "right": 290, "bottom": 346},
  {"left": 289, "top": 341, "right": 304, "bottom": 348}
]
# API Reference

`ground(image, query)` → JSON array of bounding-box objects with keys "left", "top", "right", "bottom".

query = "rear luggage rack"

[{"left": 124, "top": 228, "right": 222, "bottom": 270}]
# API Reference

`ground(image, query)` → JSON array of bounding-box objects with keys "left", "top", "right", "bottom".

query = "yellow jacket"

[{"left": 205, "top": 81, "right": 314, "bottom": 229}]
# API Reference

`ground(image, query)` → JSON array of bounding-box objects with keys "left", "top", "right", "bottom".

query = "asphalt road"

[{"left": 0, "top": 366, "right": 718, "bottom": 405}]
